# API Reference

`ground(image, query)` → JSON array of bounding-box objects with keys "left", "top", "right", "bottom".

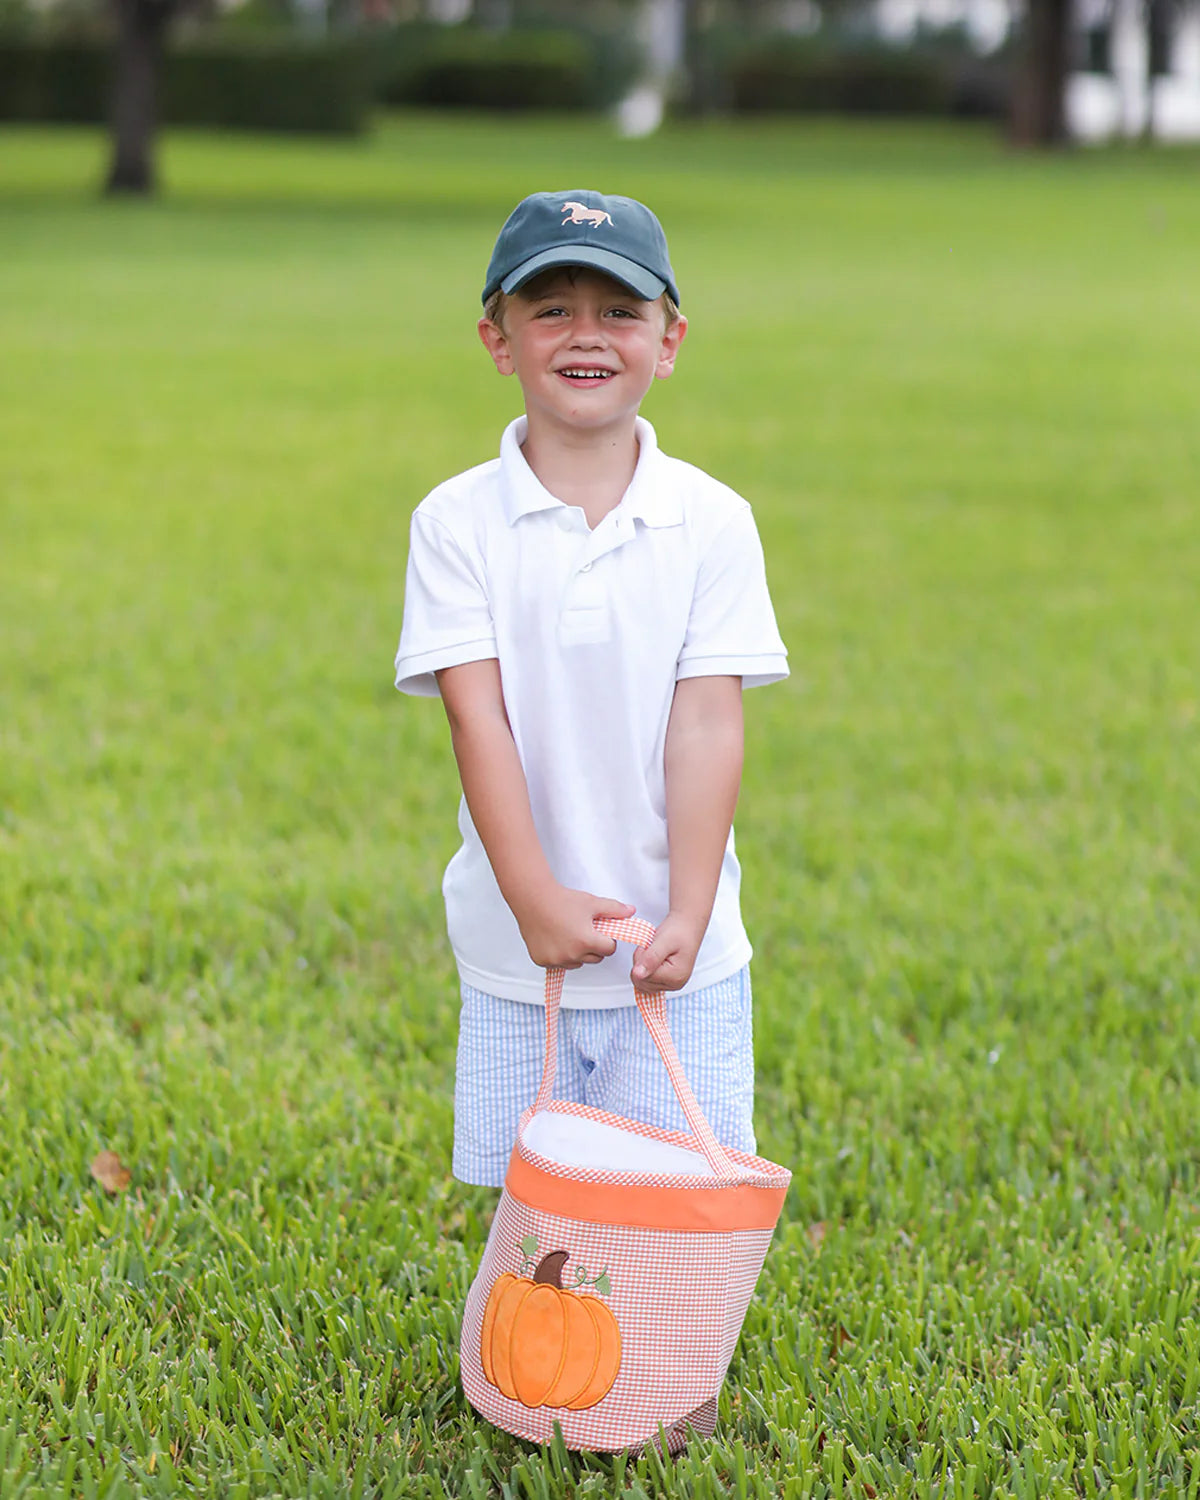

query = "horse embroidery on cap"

[{"left": 562, "top": 201, "right": 614, "bottom": 228}]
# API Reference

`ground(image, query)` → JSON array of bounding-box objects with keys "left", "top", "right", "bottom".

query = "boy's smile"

[
  {"left": 556, "top": 365, "right": 616, "bottom": 386},
  {"left": 478, "top": 269, "right": 687, "bottom": 443}
]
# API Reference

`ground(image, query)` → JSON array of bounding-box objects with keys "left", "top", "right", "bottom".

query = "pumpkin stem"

[{"left": 532, "top": 1250, "right": 570, "bottom": 1288}]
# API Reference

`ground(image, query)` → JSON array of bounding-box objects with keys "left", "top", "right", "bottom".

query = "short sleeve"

[
  {"left": 394, "top": 510, "right": 498, "bottom": 698},
  {"left": 676, "top": 505, "right": 788, "bottom": 689}
]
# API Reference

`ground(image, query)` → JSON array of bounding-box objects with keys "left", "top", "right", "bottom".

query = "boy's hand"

[
  {"left": 631, "top": 911, "right": 705, "bottom": 993},
  {"left": 514, "top": 885, "right": 635, "bottom": 971}
]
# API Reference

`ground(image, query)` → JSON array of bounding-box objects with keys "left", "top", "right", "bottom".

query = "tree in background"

[
  {"left": 106, "top": 0, "right": 187, "bottom": 192},
  {"left": 1010, "top": 0, "right": 1071, "bottom": 143},
  {"left": 81, "top": 0, "right": 1200, "bottom": 187},
  {"left": 1010, "top": 0, "right": 1198, "bottom": 145},
  {"left": 1142, "top": 0, "right": 1186, "bottom": 138}
]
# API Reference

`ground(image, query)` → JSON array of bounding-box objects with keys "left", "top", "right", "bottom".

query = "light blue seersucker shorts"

[{"left": 453, "top": 965, "right": 755, "bottom": 1187}]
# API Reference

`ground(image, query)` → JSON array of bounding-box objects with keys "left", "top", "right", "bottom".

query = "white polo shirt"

[{"left": 395, "top": 415, "right": 788, "bottom": 1007}]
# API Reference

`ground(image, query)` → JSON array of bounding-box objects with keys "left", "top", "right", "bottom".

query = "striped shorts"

[{"left": 453, "top": 965, "right": 755, "bottom": 1187}]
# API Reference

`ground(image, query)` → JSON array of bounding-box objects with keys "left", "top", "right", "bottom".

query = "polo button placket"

[
  {"left": 552, "top": 509, "right": 639, "bottom": 645},
  {"left": 580, "top": 510, "right": 635, "bottom": 570}
]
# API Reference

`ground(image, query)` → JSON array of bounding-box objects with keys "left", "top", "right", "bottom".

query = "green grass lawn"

[{"left": 2, "top": 114, "right": 1199, "bottom": 1498}]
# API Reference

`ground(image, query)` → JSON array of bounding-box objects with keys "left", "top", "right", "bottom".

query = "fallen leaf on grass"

[
  {"left": 806, "top": 1221, "right": 827, "bottom": 1251},
  {"left": 830, "top": 1323, "right": 854, "bottom": 1360},
  {"left": 90, "top": 1151, "right": 131, "bottom": 1193}
]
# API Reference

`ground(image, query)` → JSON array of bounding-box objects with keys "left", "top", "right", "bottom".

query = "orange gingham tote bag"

[{"left": 460, "top": 916, "right": 791, "bottom": 1454}]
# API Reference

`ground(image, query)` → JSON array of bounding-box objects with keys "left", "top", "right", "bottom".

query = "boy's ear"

[
  {"left": 478, "top": 316, "right": 514, "bottom": 375},
  {"left": 655, "top": 314, "right": 688, "bottom": 381}
]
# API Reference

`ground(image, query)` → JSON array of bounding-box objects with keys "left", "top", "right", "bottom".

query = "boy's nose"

[{"left": 570, "top": 310, "right": 606, "bottom": 344}]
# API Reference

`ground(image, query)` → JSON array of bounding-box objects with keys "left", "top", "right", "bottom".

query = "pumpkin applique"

[{"left": 479, "top": 1240, "right": 622, "bottom": 1410}]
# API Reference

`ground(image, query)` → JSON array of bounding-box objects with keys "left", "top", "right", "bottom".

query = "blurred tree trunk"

[
  {"left": 1010, "top": 0, "right": 1072, "bottom": 145},
  {"left": 680, "top": 0, "right": 716, "bottom": 114},
  {"left": 1142, "top": 0, "right": 1175, "bottom": 140},
  {"left": 105, "top": 0, "right": 180, "bottom": 196}
]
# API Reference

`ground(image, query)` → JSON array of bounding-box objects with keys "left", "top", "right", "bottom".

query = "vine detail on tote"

[{"left": 479, "top": 1235, "right": 622, "bottom": 1410}]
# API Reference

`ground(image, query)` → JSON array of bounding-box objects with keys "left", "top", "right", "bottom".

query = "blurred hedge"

[
  {"left": 0, "top": 25, "right": 1006, "bottom": 128},
  {"left": 713, "top": 27, "right": 1012, "bottom": 119},
  {"left": 397, "top": 27, "right": 589, "bottom": 110},
  {"left": 371, "top": 23, "right": 636, "bottom": 111},
  {"left": 169, "top": 40, "right": 369, "bottom": 132},
  {"left": 730, "top": 39, "right": 954, "bottom": 115},
  {"left": 0, "top": 24, "right": 637, "bottom": 125},
  {"left": 0, "top": 39, "right": 107, "bottom": 122},
  {"left": 0, "top": 36, "right": 371, "bottom": 133}
]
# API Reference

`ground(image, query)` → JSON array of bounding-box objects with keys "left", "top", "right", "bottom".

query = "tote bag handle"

[{"left": 533, "top": 915, "right": 739, "bottom": 1182}]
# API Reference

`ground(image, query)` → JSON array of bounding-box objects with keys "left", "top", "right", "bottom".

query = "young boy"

[{"left": 395, "top": 190, "right": 787, "bottom": 1188}]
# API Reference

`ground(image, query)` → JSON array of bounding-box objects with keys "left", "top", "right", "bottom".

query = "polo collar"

[{"left": 498, "top": 416, "right": 683, "bottom": 529}]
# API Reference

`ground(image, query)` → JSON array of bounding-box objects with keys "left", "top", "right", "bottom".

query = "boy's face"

[{"left": 477, "top": 269, "right": 687, "bottom": 438}]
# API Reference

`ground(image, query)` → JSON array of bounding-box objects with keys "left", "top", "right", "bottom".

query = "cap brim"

[{"left": 499, "top": 246, "right": 668, "bottom": 302}]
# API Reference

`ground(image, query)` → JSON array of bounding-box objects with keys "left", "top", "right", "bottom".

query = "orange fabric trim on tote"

[{"left": 505, "top": 1152, "right": 788, "bottom": 1234}]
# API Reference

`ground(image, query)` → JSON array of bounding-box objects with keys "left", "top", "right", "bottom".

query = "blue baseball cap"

[{"left": 482, "top": 190, "right": 680, "bottom": 307}]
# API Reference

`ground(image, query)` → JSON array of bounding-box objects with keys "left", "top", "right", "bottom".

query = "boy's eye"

[{"left": 532, "top": 304, "right": 640, "bottom": 319}]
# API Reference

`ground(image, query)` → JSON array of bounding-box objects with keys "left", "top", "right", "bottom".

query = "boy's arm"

[
  {"left": 436, "top": 660, "right": 634, "bottom": 970},
  {"left": 633, "top": 675, "right": 744, "bottom": 992}
]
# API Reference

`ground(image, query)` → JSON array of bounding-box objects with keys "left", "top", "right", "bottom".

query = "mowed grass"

[{"left": 2, "top": 115, "right": 1200, "bottom": 1498}]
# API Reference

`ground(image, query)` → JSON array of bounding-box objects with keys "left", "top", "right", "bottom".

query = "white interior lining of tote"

[{"left": 523, "top": 1110, "right": 718, "bottom": 1177}]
